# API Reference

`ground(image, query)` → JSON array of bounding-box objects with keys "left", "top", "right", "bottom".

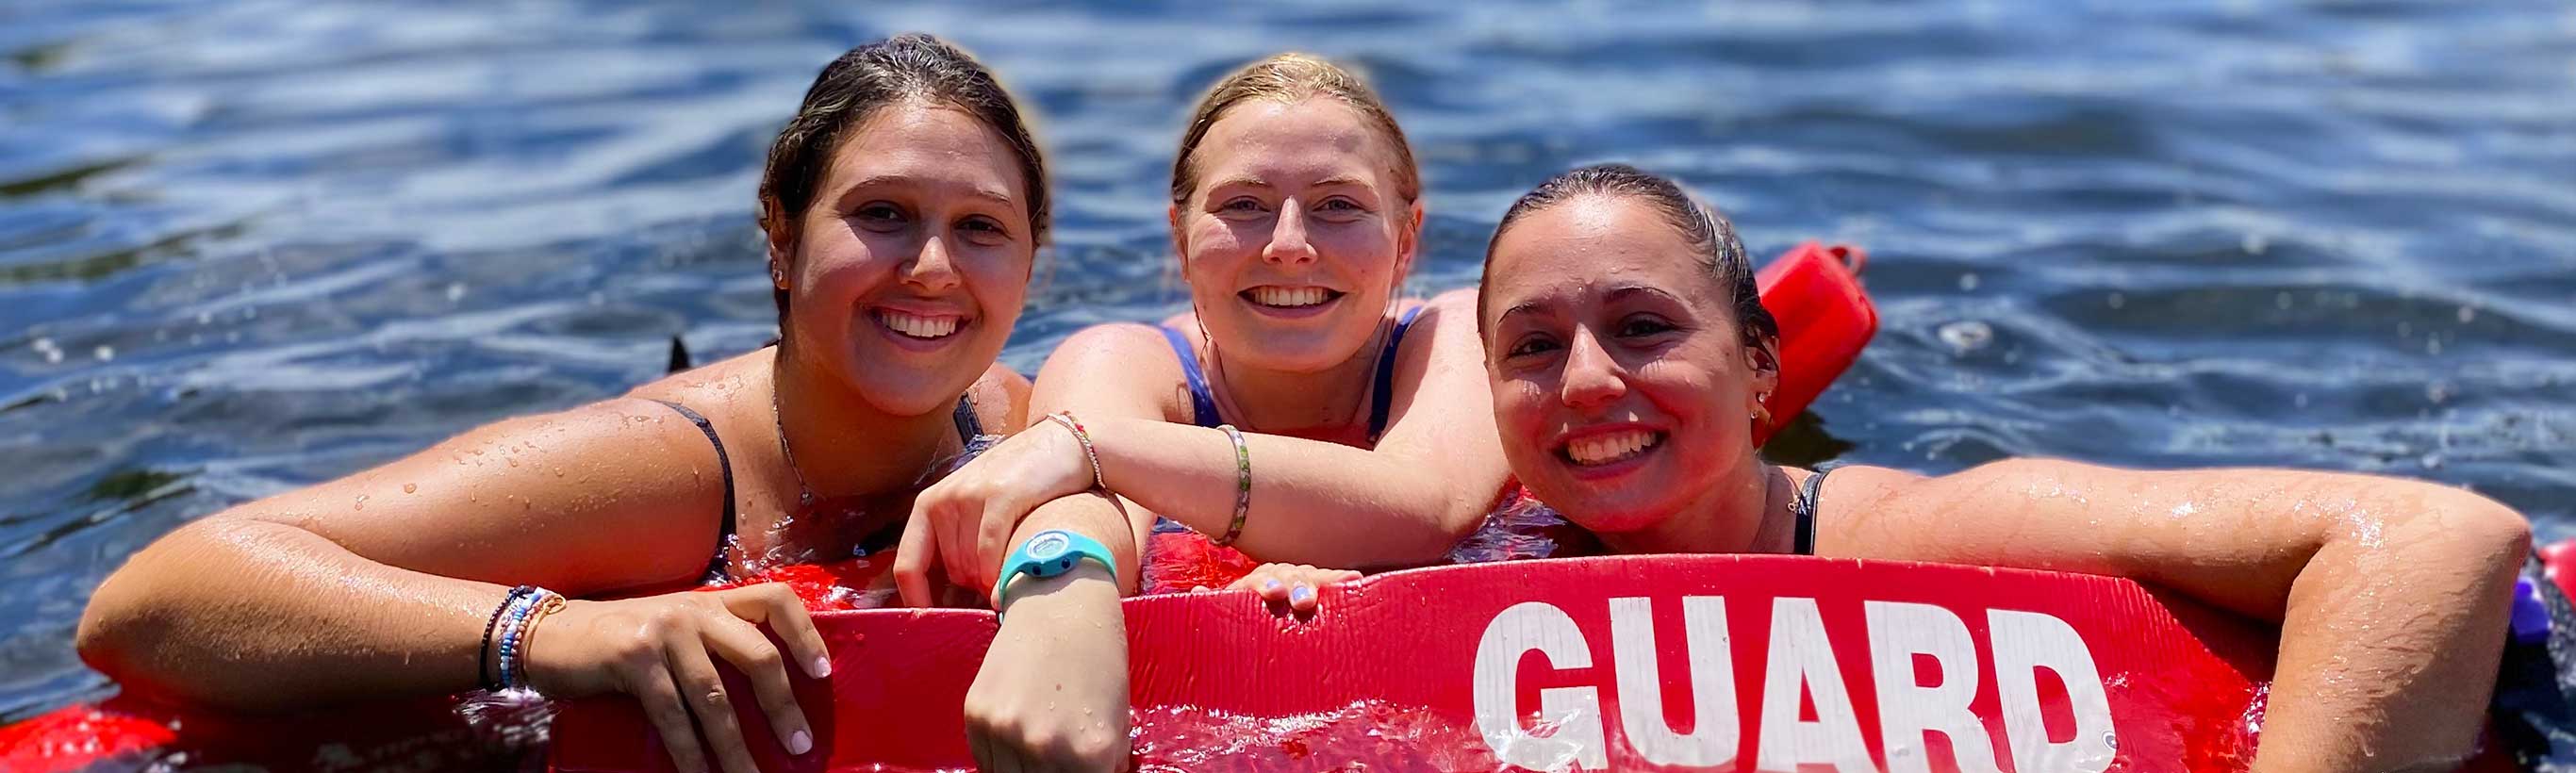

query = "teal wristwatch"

[{"left": 991, "top": 529, "right": 1117, "bottom": 610}]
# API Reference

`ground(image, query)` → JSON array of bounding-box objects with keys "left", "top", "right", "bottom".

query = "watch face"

[{"left": 1027, "top": 532, "right": 1072, "bottom": 562}]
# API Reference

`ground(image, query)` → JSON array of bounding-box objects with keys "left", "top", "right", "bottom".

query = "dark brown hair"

[
  {"left": 757, "top": 34, "right": 1049, "bottom": 317},
  {"left": 1169, "top": 53, "right": 1419, "bottom": 206},
  {"left": 1480, "top": 163, "right": 1779, "bottom": 354}
]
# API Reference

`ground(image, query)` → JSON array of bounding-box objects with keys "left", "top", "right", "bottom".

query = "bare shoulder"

[
  {"left": 1033, "top": 322, "right": 1191, "bottom": 419},
  {"left": 970, "top": 363, "right": 1032, "bottom": 434}
]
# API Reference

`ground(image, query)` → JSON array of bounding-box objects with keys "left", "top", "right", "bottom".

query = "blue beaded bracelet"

[
  {"left": 479, "top": 585, "right": 535, "bottom": 690},
  {"left": 496, "top": 592, "right": 540, "bottom": 689}
]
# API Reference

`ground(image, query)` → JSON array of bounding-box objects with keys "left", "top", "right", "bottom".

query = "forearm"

[
  {"left": 76, "top": 518, "right": 508, "bottom": 710},
  {"left": 1085, "top": 418, "right": 1477, "bottom": 567},
  {"left": 1006, "top": 491, "right": 1146, "bottom": 596},
  {"left": 2250, "top": 497, "right": 2528, "bottom": 772}
]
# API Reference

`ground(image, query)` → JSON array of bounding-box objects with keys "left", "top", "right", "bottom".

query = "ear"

[
  {"left": 1167, "top": 203, "right": 1191, "bottom": 275},
  {"left": 760, "top": 194, "right": 797, "bottom": 289},
  {"left": 1394, "top": 199, "right": 1426, "bottom": 283},
  {"left": 1745, "top": 336, "right": 1782, "bottom": 414}
]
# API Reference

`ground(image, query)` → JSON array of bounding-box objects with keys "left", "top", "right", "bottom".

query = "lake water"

[{"left": 3, "top": 0, "right": 2571, "bottom": 723}]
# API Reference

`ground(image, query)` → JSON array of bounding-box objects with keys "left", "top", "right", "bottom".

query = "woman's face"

[
  {"left": 1173, "top": 97, "right": 1420, "bottom": 373},
  {"left": 771, "top": 101, "right": 1034, "bottom": 418},
  {"left": 1479, "top": 195, "right": 1775, "bottom": 534}
]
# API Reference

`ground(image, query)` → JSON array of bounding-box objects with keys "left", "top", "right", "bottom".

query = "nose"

[
  {"left": 1559, "top": 328, "right": 1627, "bottom": 412},
  {"left": 902, "top": 233, "right": 962, "bottom": 293},
  {"left": 1261, "top": 199, "right": 1317, "bottom": 267}
]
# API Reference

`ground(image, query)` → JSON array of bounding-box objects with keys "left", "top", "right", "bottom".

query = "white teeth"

[
  {"left": 1565, "top": 430, "right": 1660, "bottom": 466},
  {"left": 879, "top": 310, "right": 960, "bottom": 339},
  {"left": 1249, "top": 287, "right": 1330, "bottom": 308}
]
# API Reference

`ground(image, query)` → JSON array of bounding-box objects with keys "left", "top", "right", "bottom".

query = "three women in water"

[{"left": 79, "top": 33, "right": 2529, "bottom": 773}]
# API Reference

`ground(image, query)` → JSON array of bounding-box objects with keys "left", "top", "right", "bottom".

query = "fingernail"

[
  {"left": 1290, "top": 584, "right": 1314, "bottom": 604},
  {"left": 788, "top": 729, "right": 814, "bottom": 755},
  {"left": 809, "top": 656, "right": 833, "bottom": 679},
  {"left": 1263, "top": 579, "right": 1282, "bottom": 592}
]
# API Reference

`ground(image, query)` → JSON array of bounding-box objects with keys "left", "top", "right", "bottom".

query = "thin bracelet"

[
  {"left": 1214, "top": 423, "right": 1251, "bottom": 546},
  {"left": 1046, "top": 411, "right": 1106, "bottom": 491},
  {"left": 479, "top": 585, "right": 534, "bottom": 690},
  {"left": 507, "top": 591, "right": 567, "bottom": 689},
  {"left": 494, "top": 592, "right": 541, "bottom": 690}
]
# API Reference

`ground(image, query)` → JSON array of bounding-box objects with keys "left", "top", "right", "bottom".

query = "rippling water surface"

[{"left": 3, "top": 0, "right": 2572, "bottom": 721}]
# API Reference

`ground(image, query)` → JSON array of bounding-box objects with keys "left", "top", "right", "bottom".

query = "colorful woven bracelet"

[
  {"left": 1214, "top": 423, "right": 1250, "bottom": 546},
  {"left": 494, "top": 591, "right": 540, "bottom": 690},
  {"left": 479, "top": 585, "right": 535, "bottom": 690},
  {"left": 505, "top": 590, "right": 566, "bottom": 689},
  {"left": 1046, "top": 411, "right": 1106, "bottom": 491}
]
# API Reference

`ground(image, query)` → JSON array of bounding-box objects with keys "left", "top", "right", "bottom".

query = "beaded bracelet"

[
  {"left": 479, "top": 585, "right": 535, "bottom": 690},
  {"left": 506, "top": 591, "right": 567, "bottom": 689},
  {"left": 1214, "top": 423, "right": 1251, "bottom": 546},
  {"left": 1046, "top": 411, "right": 1106, "bottom": 491},
  {"left": 495, "top": 590, "right": 543, "bottom": 690}
]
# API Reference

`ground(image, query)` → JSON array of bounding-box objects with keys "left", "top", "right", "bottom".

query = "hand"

[
  {"left": 524, "top": 584, "right": 831, "bottom": 773},
  {"left": 898, "top": 418, "right": 1098, "bottom": 605},
  {"left": 1219, "top": 564, "right": 1361, "bottom": 617},
  {"left": 966, "top": 566, "right": 1131, "bottom": 772}
]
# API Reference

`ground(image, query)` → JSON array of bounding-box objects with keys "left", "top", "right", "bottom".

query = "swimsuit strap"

[
  {"left": 950, "top": 394, "right": 983, "bottom": 440},
  {"left": 1159, "top": 325, "right": 1224, "bottom": 428},
  {"left": 647, "top": 399, "right": 738, "bottom": 581},
  {"left": 1790, "top": 466, "right": 1834, "bottom": 557},
  {"left": 1365, "top": 304, "right": 1428, "bottom": 444}
]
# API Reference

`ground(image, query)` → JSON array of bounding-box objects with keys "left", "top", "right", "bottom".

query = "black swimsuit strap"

[
  {"left": 648, "top": 399, "right": 737, "bottom": 581},
  {"left": 951, "top": 395, "right": 983, "bottom": 440},
  {"left": 1790, "top": 466, "right": 1834, "bottom": 556}
]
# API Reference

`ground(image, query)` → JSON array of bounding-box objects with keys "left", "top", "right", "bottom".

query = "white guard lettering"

[
  {"left": 1756, "top": 598, "right": 1874, "bottom": 772},
  {"left": 1865, "top": 600, "right": 2003, "bottom": 773},
  {"left": 1475, "top": 601, "right": 1608, "bottom": 770},
  {"left": 1610, "top": 596, "right": 1740, "bottom": 766},
  {"left": 1990, "top": 609, "right": 2116, "bottom": 773}
]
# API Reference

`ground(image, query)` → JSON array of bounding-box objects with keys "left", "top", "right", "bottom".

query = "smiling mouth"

[
  {"left": 1242, "top": 286, "right": 1344, "bottom": 309},
  {"left": 1559, "top": 429, "right": 1665, "bottom": 467},
  {"left": 877, "top": 309, "right": 964, "bottom": 339}
]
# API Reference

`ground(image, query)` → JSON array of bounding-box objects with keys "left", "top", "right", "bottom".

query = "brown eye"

[
  {"left": 1506, "top": 335, "right": 1561, "bottom": 358},
  {"left": 851, "top": 203, "right": 907, "bottom": 230},
  {"left": 1617, "top": 316, "right": 1677, "bottom": 337}
]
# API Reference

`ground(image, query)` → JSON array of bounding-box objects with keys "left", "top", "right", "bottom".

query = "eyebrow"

[
  {"left": 838, "top": 173, "right": 1016, "bottom": 206},
  {"left": 1604, "top": 285, "right": 1686, "bottom": 305},
  {"left": 1208, "top": 174, "right": 1371, "bottom": 191}
]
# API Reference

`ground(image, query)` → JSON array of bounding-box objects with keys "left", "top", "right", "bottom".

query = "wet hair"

[
  {"left": 1169, "top": 53, "right": 1420, "bottom": 206},
  {"left": 757, "top": 33, "right": 1049, "bottom": 319},
  {"left": 1479, "top": 163, "right": 1780, "bottom": 356}
]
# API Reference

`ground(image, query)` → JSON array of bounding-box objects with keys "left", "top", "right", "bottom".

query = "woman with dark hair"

[
  {"left": 77, "top": 34, "right": 1062, "bottom": 773},
  {"left": 1475, "top": 163, "right": 2531, "bottom": 770}
]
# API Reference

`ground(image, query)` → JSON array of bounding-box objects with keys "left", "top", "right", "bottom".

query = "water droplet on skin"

[
  {"left": 404, "top": 483, "right": 418, "bottom": 494},
  {"left": 507, "top": 457, "right": 519, "bottom": 468},
  {"left": 354, "top": 495, "right": 369, "bottom": 511}
]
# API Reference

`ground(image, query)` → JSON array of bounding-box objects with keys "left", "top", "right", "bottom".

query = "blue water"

[{"left": 3, "top": 0, "right": 2571, "bottom": 724}]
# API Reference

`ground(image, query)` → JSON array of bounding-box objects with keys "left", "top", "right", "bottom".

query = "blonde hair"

[{"left": 1168, "top": 53, "right": 1421, "bottom": 205}]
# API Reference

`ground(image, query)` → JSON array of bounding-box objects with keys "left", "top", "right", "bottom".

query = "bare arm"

[
  {"left": 1823, "top": 459, "right": 2529, "bottom": 771},
  {"left": 1060, "top": 291, "right": 1510, "bottom": 567},
  {"left": 74, "top": 398, "right": 731, "bottom": 710}
]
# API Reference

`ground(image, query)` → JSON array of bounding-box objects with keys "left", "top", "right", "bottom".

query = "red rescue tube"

[
  {"left": 1755, "top": 240, "right": 1876, "bottom": 445},
  {"left": 553, "top": 554, "right": 2280, "bottom": 772}
]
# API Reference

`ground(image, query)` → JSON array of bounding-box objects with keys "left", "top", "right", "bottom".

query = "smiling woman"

[
  {"left": 1476, "top": 163, "right": 2535, "bottom": 772},
  {"left": 69, "top": 34, "right": 1076, "bottom": 773}
]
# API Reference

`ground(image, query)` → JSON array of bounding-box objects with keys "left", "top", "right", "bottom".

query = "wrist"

[{"left": 993, "top": 561, "right": 1119, "bottom": 619}]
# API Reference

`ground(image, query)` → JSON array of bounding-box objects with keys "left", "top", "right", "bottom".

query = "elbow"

[{"left": 2443, "top": 491, "right": 2534, "bottom": 578}]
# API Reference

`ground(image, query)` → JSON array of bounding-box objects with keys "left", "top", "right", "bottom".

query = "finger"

[
  {"left": 1256, "top": 577, "right": 1290, "bottom": 603},
  {"left": 966, "top": 715, "right": 996, "bottom": 772},
  {"left": 719, "top": 584, "right": 831, "bottom": 680},
  {"left": 895, "top": 503, "right": 938, "bottom": 608},
  {"left": 632, "top": 664, "right": 710, "bottom": 773},
  {"left": 1289, "top": 584, "right": 1319, "bottom": 616},
  {"left": 702, "top": 616, "right": 813, "bottom": 756},
  {"left": 668, "top": 638, "right": 763, "bottom": 773},
  {"left": 940, "top": 499, "right": 987, "bottom": 599},
  {"left": 1327, "top": 569, "right": 1362, "bottom": 584},
  {"left": 973, "top": 499, "right": 1023, "bottom": 594}
]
